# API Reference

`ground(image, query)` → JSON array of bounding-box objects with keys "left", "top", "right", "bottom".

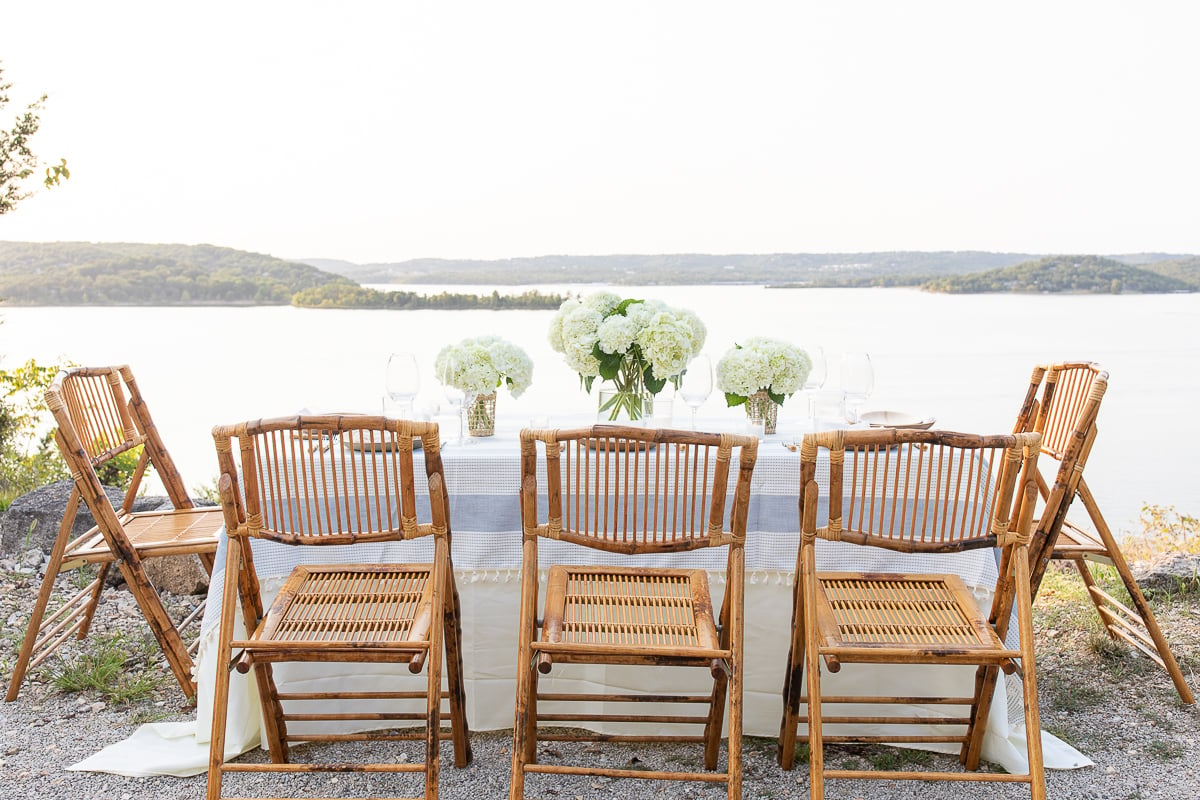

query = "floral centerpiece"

[
  {"left": 434, "top": 336, "right": 532, "bottom": 436},
  {"left": 715, "top": 337, "right": 811, "bottom": 434},
  {"left": 547, "top": 291, "right": 706, "bottom": 421}
]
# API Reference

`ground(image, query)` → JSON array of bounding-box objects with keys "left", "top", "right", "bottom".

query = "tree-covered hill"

[
  {"left": 922, "top": 255, "right": 1196, "bottom": 294},
  {"left": 0, "top": 241, "right": 352, "bottom": 305},
  {"left": 312, "top": 251, "right": 1039, "bottom": 285},
  {"left": 1141, "top": 256, "right": 1200, "bottom": 288}
]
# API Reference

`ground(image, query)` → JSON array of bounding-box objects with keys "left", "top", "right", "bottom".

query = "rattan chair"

[
  {"left": 207, "top": 415, "right": 471, "bottom": 800},
  {"left": 1015, "top": 362, "right": 1193, "bottom": 703},
  {"left": 511, "top": 425, "right": 758, "bottom": 800},
  {"left": 6, "top": 365, "right": 222, "bottom": 703},
  {"left": 777, "top": 428, "right": 1045, "bottom": 798}
]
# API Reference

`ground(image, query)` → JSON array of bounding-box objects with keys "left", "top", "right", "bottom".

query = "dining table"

[{"left": 70, "top": 415, "right": 1090, "bottom": 777}]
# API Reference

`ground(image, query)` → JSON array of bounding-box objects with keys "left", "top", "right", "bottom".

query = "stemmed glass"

[
  {"left": 678, "top": 354, "right": 713, "bottom": 429},
  {"left": 840, "top": 351, "right": 874, "bottom": 424},
  {"left": 385, "top": 352, "right": 420, "bottom": 417},
  {"left": 438, "top": 354, "right": 469, "bottom": 445},
  {"left": 802, "top": 345, "right": 827, "bottom": 429}
]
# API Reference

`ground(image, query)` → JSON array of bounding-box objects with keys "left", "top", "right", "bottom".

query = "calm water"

[{"left": 3, "top": 285, "right": 1197, "bottom": 534}]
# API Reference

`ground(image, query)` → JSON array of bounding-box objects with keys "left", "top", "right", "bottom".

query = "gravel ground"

[{"left": 3, "top": 557, "right": 1198, "bottom": 800}]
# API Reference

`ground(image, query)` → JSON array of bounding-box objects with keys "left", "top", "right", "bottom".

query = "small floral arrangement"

[
  {"left": 548, "top": 291, "right": 705, "bottom": 390},
  {"left": 716, "top": 337, "right": 811, "bottom": 407},
  {"left": 435, "top": 336, "right": 533, "bottom": 397}
]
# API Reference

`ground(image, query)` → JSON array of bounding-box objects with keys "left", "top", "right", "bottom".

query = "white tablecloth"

[{"left": 72, "top": 419, "right": 1090, "bottom": 777}]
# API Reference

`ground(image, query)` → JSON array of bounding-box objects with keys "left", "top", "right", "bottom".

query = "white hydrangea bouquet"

[
  {"left": 716, "top": 337, "right": 811, "bottom": 434},
  {"left": 434, "top": 335, "right": 533, "bottom": 397},
  {"left": 547, "top": 291, "right": 706, "bottom": 421}
]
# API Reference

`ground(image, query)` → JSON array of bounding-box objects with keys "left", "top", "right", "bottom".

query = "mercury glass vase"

[
  {"left": 467, "top": 392, "right": 496, "bottom": 437},
  {"left": 745, "top": 390, "right": 779, "bottom": 435}
]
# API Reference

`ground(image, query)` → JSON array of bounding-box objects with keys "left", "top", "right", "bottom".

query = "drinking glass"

[
  {"left": 802, "top": 345, "right": 827, "bottom": 428},
  {"left": 840, "top": 351, "right": 874, "bottom": 424},
  {"left": 385, "top": 352, "right": 420, "bottom": 417},
  {"left": 678, "top": 354, "right": 713, "bottom": 429},
  {"left": 438, "top": 355, "right": 467, "bottom": 444}
]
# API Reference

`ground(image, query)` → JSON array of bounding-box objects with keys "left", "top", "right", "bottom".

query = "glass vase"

[
  {"left": 745, "top": 390, "right": 779, "bottom": 435},
  {"left": 597, "top": 368, "right": 651, "bottom": 424},
  {"left": 467, "top": 392, "right": 496, "bottom": 437}
]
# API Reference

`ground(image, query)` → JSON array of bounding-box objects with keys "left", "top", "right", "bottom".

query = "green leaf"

[
  {"left": 724, "top": 392, "right": 748, "bottom": 408},
  {"left": 642, "top": 366, "right": 667, "bottom": 395},
  {"left": 767, "top": 389, "right": 787, "bottom": 406},
  {"left": 613, "top": 298, "right": 644, "bottom": 316}
]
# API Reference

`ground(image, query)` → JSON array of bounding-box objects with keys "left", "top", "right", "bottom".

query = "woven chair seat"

[
  {"left": 249, "top": 564, "right": 435, "bottom": 650},
  {"left": 816, "top": 572, "right": 1004, "bottom": 652},
  {"left": 69, "top": 507, "right": 223, "bottom": 562},
  {"left": 540, "top": 566, "right": 719, "bottom": 656}
]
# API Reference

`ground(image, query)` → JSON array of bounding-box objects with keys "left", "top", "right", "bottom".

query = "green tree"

[
  {"left": 1, "top": 62, "right": 69, "bottom": 215},
  {"left": 0, "top": 357, "right": 68, "bottom": 509}
]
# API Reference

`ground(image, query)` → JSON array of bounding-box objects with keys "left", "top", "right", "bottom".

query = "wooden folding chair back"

[
  {"left": 6, "top": 365, "right": 221, "bottom": 703},
  {"left": 1014, "top": 361, "right": 1192, "bottom": 703},
  {"left": 207, "top": 415, "right": 471, "bottom": 800},
  {"left": 778, "top": 428, "right": 1047, "bottom": 799},
  {"left": 512, "top": 425, "right": 758, "bottom": 800}
]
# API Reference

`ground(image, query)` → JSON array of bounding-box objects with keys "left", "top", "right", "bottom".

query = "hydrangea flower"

[
  {"left": 716, "top": 337, "right": 811, "bottom": 406},
  {"left": 435, "top": 336, "right": 534, "bottom": 398}
]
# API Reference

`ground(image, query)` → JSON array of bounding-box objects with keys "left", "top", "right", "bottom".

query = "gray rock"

[
  {"left": 1132, "top": 552, "right": 1200, "bottom": 598},
  {"left": 0, "top": 480, "right": 166, "bottom": 557}
]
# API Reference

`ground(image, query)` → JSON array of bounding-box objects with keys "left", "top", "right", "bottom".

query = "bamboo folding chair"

[
  {"left": 207, "top": 416, "right": 471, "bottom": 800},
  {"left": 777, "top": 428, "right": 1046, "bottom": 799},
  {"left": 511, "top": 425, "right": 758, "bottom": 800},
  {"left": 6, "top": 365, "right": 222, "bottom": 703},
  {"left": 1015, "top": 362, "right": 1193, "bottom": 703}
]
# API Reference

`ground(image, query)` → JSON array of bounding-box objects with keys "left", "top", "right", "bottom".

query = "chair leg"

[
  {"left": 206, "top": 540, "right": 242, "bottom": 800},
  {"left": 1076, "top": 482, "right": 1194, "bottom": 704},
  {"left": 111, "top": 555, "right": 197, "bottom": 700},
  {"left": 1013, "top": 553, "right": 1047, "bottom": 800},
  {"left": 802, "top": 560, "right": 824, "bottom": 797},
  {"left": 705, "top": 583, "right": 732, "bottom": 771},
  {"left": 778, "top": 567, "right": 807, "bottom": 769},
  {"left": 76, "top": 562, "right": 111, "bottom": 640},
  {"left": 424, "top": 567, "right": 445, "bottom": 800},
  {"left": 443, "top": 578, "right": 473, "bottom": 767},
  {"left": 510, "top": 655, "right": 532, "bottom": 800},
  {"left": 6, "top": 494, "right": 83, "bottom": 702}
]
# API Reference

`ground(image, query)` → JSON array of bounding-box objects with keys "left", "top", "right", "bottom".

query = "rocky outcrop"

[
  {"left": 1132, "top": 552, "right": 1200, "bottom": 598},
  {"left": 0, "top": 480, "right": 211, "bottom": 595}
]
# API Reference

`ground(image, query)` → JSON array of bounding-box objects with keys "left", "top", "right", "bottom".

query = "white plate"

[{"left": 859, "top": 410, "right": 936, "bottom": 430}]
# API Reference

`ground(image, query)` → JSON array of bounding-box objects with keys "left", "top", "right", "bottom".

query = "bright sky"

[{"left": 2, "top": 1, "right": 1198, "bottom": 263}]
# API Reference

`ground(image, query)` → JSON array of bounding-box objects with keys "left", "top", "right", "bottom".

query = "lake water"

[{"left": 3, "top": 285, "right": 1197, "bottom": 535}]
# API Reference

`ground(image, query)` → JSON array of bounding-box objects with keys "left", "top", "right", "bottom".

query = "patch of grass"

[
  {"left": 128, "top": 706, "right": 177, "bottom": 725},
  {"left": 1046, "top": 681, "right": 1106, "bottom": 713},
  {"left": 46, "top": 632, "right": 165, "bottom": 705},
  {"left": 68, "top": 564, "right": 98, "bottom": 591},
  {"left": 865, "top": 746, "right": 935, "bottom": 771},
  {"left": 1146, "top": 739, "right": 1185, "bottom": 761}
]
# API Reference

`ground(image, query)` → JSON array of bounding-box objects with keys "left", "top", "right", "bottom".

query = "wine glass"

[
  {"left": 840, "top": 351, "right": 874, "bottom": 424},
  {"left": 802, "top": 345, "right": 827, "bottom": 429},
  {"left": 678, "top": 354, "right": 713, "bottom": 429},
  {"left": 385, "top": 352, "right": 420, "bottom": 417},
  {"left": 438, "top": 354, "right": 468, "bottom": 445}
]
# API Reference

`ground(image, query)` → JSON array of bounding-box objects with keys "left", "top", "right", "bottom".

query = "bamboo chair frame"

[
  {"left": 1015, "top": 361, "right": 1192, "bottom": 703},
  {"left": 207, "top": 415, "right": 471, "bottom": 800},
  {"left": 777, "top": 428, "right": 1046, "bottom": 799},
  {"left": 6, "top": 365, "right": 221, "bottom": 703},
  {"left": 511, "top": 425, "right": 758, "bottom": 800}
]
